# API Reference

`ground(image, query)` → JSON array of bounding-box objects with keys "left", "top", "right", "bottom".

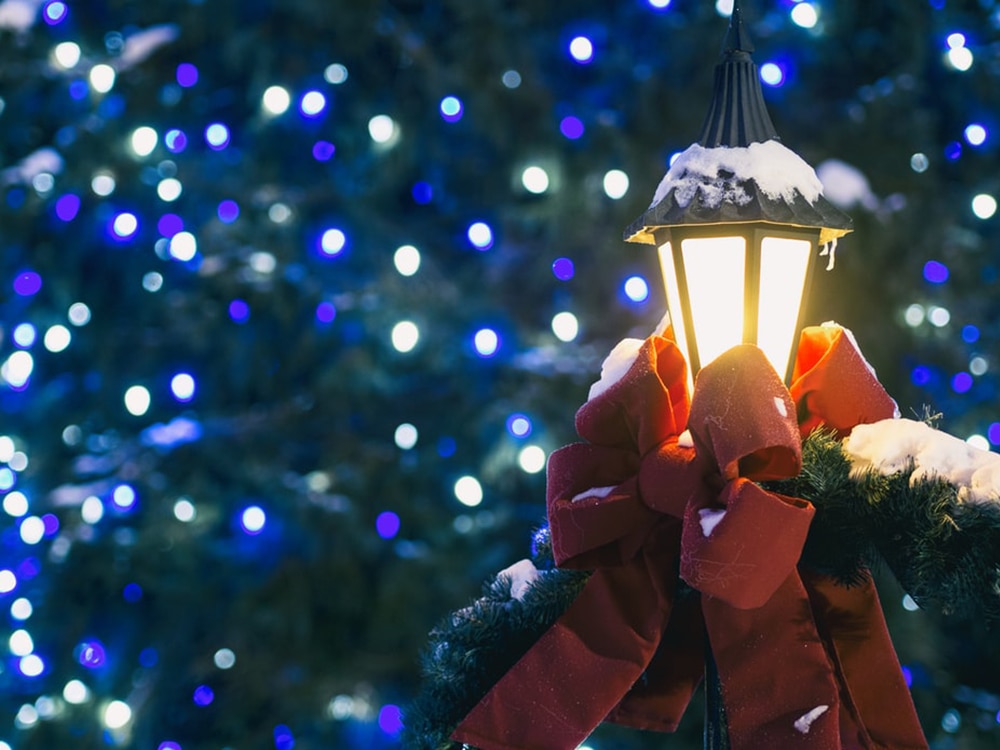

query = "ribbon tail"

[
  {"left": 704, "top": 572, "right": 843, "bottom": 750},
  {"left": 606, "top": 590, "right": 706, "bottom": 732},
  {"left": 803, "top": 571, "right": 929, "bottom": 750},
  {"left": 452, "top": 530, "right": 675, "bottom": 750}
]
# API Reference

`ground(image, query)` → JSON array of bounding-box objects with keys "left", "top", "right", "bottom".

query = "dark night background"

[{"left": 0, "top": 0, "right": 998, "bottom": 747}]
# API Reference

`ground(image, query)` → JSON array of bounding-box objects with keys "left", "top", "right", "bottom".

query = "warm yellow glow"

[
  {"left": 681, "top": 236, "right": 746, "bottom": 370},
  {"left": 657, "top": 242, "right": 691, "bottom": 370},
  {"left": 757, "top": 237, "right": 811, "bottom": 380}
]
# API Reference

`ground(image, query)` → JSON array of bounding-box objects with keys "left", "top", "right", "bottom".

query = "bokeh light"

[
  {"left": 394, "top": 245, "right": 420, "bottom": 276},
  {"left": 467, "top": 221, "right": 494, "bottom": 250},
  {"left": 473, "top": 328, "right": 500, "bottom": 357},
  {"left": 454, "top": 476, "right": 483, "bottom": 507},
  {"left": 551, "top": 312, "right": 579, "bottom": 342},
  {"left": 569, "top": 36, "right": 594, "bottom": 63},
  {"left": 240, "top": 506, "right": 266, "bottom": 535},
  {"left": 440, "top": 95, "right": 463, "bottom": 122},
  {"left": 391, "top": 321, "right": 420, "bottom": 353}
]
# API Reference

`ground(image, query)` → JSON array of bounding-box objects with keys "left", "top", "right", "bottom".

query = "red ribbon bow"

[{"left": 452, "top": 326, "right": 927, "bottom": 750}]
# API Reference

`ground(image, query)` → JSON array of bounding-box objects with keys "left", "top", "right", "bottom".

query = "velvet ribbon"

[{"left": 451, "top": 326, "right": 927, "bottom": 750}]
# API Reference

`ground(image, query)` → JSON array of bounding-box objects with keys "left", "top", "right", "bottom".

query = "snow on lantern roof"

[{"left": 625, "top": 1, "right": 853, "bottom": 247}]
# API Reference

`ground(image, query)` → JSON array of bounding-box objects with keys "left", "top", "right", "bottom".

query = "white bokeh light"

[
  {"left": 517, "top": 445, "right": 546, "bottom": 474},
  {"left": 521, "top": 165, "right": 550, "bottom": 194},
  {"left": 391, "top": 321, "right": 420, "bottom": 353},
  {"left": 551, "top": 312, "right": 580, "bottom": 342},
  {"left": 972, "top": 193, "right": 997, "bottom": 219},
  {"left": 454, "top": 475, "right": 484, "bottom": 507},
  {"left": 603, "top": 169, "right": 630, "bottom": 199},
  {"left": 103, "top": 700, "right": 132, "bottom": 730},
  {"left": 262, "top": 85, "right": 291, "bottom": 115},
  {"left": 173, "top": 498, "right": 196, "bottom": 522},
  {"left": 124, "top": 385, "right": 151, "bottom": 416},
  {"left": 89, "top": 64, "right": 116, "bottom": 93},
  {"left": 368, "top": 114, "right": 399, "bottom": 145},
  {"left": 790, "top": 2, "right": 818, "bottom": 29},
  {"left": 394, "top": 423, "right": 418, "bottom": 450},
  {"left": 43, "top": 325, "right": 71, "bottom": 353},
  {"left": 393, "top": 245, "right": 421, "bottom": 276},
  {"left": 63, "top": 680, "right": 90, "bottom": 705},
  {"left": 52, "top": 41, "right": 81, "bottom": 69},
  {"left": 130, "top": 126, "right": 158, "bottom": 157}
]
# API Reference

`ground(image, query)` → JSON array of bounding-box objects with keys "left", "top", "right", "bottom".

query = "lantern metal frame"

[{"left": 653, "top": 222, "right": 822, "bottom": 383}]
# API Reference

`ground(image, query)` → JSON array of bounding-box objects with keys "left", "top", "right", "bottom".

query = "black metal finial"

[
  {"left": 723, "top": 0, "right": 754, "bottom": 55},
  {"left": 697, "top": 0, "right": 778, "bottom": 148},
  {"left": 623, "top": 0, "right": 854, "bottom": 247}
]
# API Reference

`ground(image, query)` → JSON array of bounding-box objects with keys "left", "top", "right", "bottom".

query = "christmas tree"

[{"left": 0, "top": 1, "right": 997, "bottom": 748}]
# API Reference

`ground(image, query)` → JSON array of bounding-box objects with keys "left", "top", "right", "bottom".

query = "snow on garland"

[{"left": 403, "top": 426, "right": 1000, "bottom": 749}]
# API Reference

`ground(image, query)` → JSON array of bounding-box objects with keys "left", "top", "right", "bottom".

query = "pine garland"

[
  {"left": 404, "top": 430, "right": 1000, "bottom": 747},
  {"left": 401, "top": 528, "right": 589, "bottom": 750}
]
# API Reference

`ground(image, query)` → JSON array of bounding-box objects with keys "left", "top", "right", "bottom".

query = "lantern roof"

[{"left": 624, "top": 0, "right": 853, "bottom": 247}]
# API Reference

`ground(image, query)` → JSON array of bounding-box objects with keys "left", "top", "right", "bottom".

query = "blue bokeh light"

[
  {"left": 229, "top": 299, "right": 250, "bottom": 323},
  {"left": 110, "top": 212, "right": 139, "bottom": 240},
  {"left": 43, "top": 1, "right": 68, "bottom": 24},
  {"left": 376, "top": 511, "right": 401, "bottom": 539},
  {"left": 506, "top": 413, "right": 532, "bottom": 438},
  {"left": 13, "top": 323, "right": 37, "bottom": 348},
  {"left": 623, "top": 275, "right": 650, "bottom": 302},
  {"left": 165, "top": 129, "right": 188, "bottom": 153},
  {"left": 319, "top": 228, "right": 347, "bottom": 257},
  {"left": 559, "top": 116, "right": 585, "bottom": 139},
  {"left": 205, "top": 123, "right": 230, "bottom": 150},
  {"left": 312, "top": 141, "right": 335, "bottom": 161},
  {"left": 952, "top": 372, "right": 973, "bottom": 393},
  {"left": 176, "top": 63, "right": 198, "bottom": 88},
  {"left": 315, "top": 301, "right": 337, "bottom": 324},
  {"left": 55, "top": 193, "right": 81, "bottom": 221},
  {"left": 988, "top": 422, "right": 1000, "bottom": 446},
  {"left": 274, "top": 725, "right": 295, "bottom": 750},
  {"left": 760, "top": 61, "right": 785, "bottom": 87},
  {"left": 77, "top": 639, "right": 107, "bottom": 668},
  {"left": 923, "top": 260, "right": 949, "bottom": 283},
  {"left": 158, "top": 214, "right": 184, "bottom": 237},
  {"left": 13, "top": 272, "right": 42, "bottom": 297},
  {"left": 911, "top": 366, "right": 932, "bottom": 386},
  {"left": 193, "top": 685, "right": 214, "bottom": 706},
  {"left": 552, "top": 257, "right": 575, "bottom": 280},
  {"left": 412, "top": 181, "right": 433, "bottom": 204},
  {"left": 217, "top": 200, "right": 240, "bottom": 223},
  {"left": 123, "top": 583, "right": 143, "bottom": 602},
  {"left": 240, "top": 505, "right": 266, "bottom": 535},
  {"left": 944, "top": 141, "right": 962, "bottom": 160},
  {"left": 299, "top": 90, "right": 327, "bottom": 118},
  {"left": 378, "top": 704, "right": 404, "bottom": 736},
  {"left": 961, "top": 324, "right": 980, "bottom": 343},
  {"left": 467, "top": 221, "right": 494, "bottom": 250},
  {"left": 440, "top": 96, "right": 463, "bottom": 122},
  {"left": 112, "top": 484, "right": 137, "bottom": 511}
]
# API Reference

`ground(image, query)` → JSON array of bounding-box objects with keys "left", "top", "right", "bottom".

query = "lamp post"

[
  {"left": 625, "top": 3, "right": 853, "bottom": 745},
  {"left": 624, "top": 0, "right": 853, "bottom": 385}
]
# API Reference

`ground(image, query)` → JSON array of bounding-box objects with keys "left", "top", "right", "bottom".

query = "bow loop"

[
  {"left": 791, "top": 325, "right": 898, "bottom": 438},
  {"left": 576, "top": 336, "right": 690, "bottom": 456},
  {"left": 547, "top": 443, "right": 653, "bottom": 569},
  {"left": 688, "top": 345, "right": 801, "bottom": 481}
]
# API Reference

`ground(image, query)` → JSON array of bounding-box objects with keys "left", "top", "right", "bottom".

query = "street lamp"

[{"left": 624, "top": 0, "right": 853, "bottom": 384}]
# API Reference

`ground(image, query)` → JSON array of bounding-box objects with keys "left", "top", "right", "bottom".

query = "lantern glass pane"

[
  {"left": 681, "top": 236, "right": 746, "bottom": 370},
  {"left": 656, "top": 242, "right": 691, "bottom": 371},
  {"left": 758, "top": 236, "right": 812, "bottom": 380}
]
